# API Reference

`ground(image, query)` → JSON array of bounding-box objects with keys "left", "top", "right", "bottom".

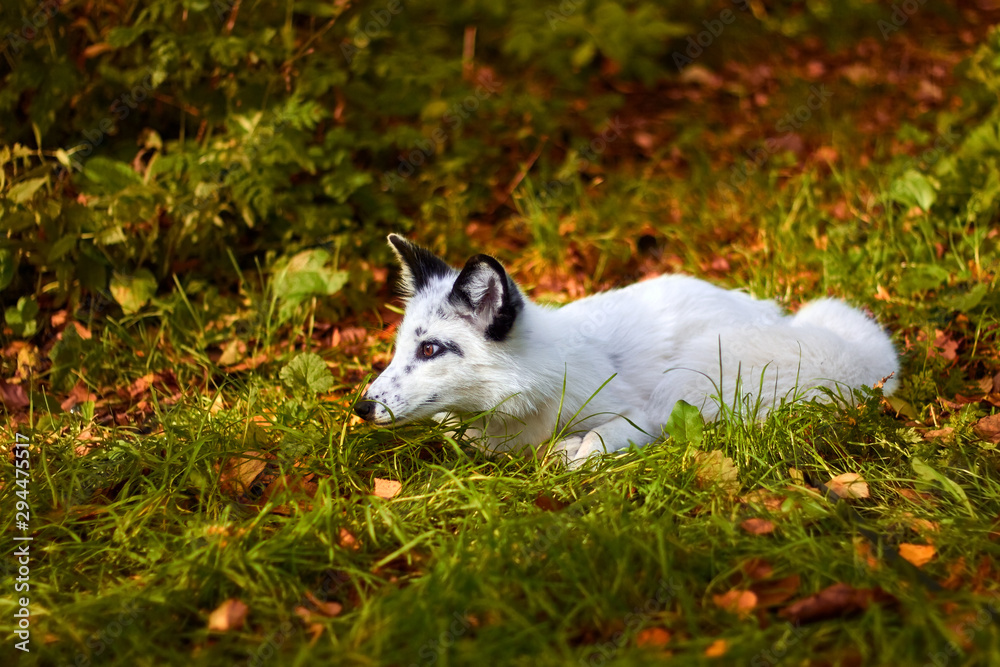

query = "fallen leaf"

[
  {"left": 941, "top": 557, "right": 966, "bottom": 590},
  {"left": 712, "top": 589, "right": 758, "bottom": 618},
  {"left": 854, "top": 538, "right": 879, "bottom": 571},
  {"left": 779, "top": 583, "right": 875, "bottom": 624},
  {"left": 898, "top": 543, "right": 936, "bottom": 568},
  {"left": 373, "top": 478, "right": 402, "bottom": 499},
  {"left": 740, "top": 518, "right": 776, "bottom": 535},
  {"left": 294, "top": 606, "right": 326, "bottom": 642},
  {"left": 338, "top": 527, "right": 359, "bottom": 550},
  {"left": 922, "top": 427, "right": 955, "bottom": 441},
  {"left": 739, "top": 558, "right": 774, "bottom": 581},
  {"left": 304, "top": 591, "right": 343, "bottom": 617},
  {"left": 693, "top": 450, "right": 740, "bottom": 496},
  {"left": 974, "top": 414, "right": 1000, "bottom": 444},
  {"left": 704, "top": 639, "right": 729, "bottom": 657},
  {"left": 739, "top": 489, "right": 785, "bottom": 512},
  {"left": 828, "top": 472, "right": 869, "bottom": 499},
  {"left": 635, "top": 627, "right": 671, "bottom": 647},
  {"left": 219, "top": 451, "right": 269, "bottom": 495},
  {"left": 752, "top": 574, "right": 801, "bottom": 608},
  {"left": 932, "top": 329, "right": 958, "bottom": 361},
  {"left": 208, "top": 598, "right": 248, "bottom": 632},
  {"left": 534, "top": 493, "right": 569, "bottom": 512}
]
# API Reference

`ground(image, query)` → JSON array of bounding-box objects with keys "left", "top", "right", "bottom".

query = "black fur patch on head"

[
  {"left": 387, "top": 234, "right": 453, "bottom": 296},
  {"left": 449, "top": 254, "right": 524, "bottom": 342}
]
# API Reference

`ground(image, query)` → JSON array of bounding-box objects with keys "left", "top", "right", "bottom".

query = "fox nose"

[{"left": 354, "top": 398, "right": 376, "bottom": 420}]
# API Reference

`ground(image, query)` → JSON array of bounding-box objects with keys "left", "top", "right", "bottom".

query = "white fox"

[{"left": 355, "top": 235, "right": 899, "bottom": 466}]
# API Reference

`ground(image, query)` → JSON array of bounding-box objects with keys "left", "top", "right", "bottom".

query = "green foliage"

[
  {"left": 664, "top": 399, "right": 705, "bottom": 447},
  {"left": 280, "top": 352, "right": 335, "bottom": 399}
]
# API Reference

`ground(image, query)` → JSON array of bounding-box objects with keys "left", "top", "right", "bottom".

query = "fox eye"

[{"left": 420, "top": 342, "right": 440, "bottom": 359}]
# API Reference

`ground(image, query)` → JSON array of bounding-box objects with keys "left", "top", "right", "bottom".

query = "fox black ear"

[
  {"left": 449, "top": 254, "right": 524, "bottom": 341},
  {"left": 387, "top": 234, "right": 453, "bottom": 297}
]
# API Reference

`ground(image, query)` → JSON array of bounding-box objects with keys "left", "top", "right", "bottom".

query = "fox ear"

[
  {"left": 387, "top": 234, "right": 453, "bottom": 297},
  {"left": 449, "top": 254, "right": 523, "bottom": 341}
]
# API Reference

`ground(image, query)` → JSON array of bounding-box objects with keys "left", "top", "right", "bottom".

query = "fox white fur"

[{"left": 355, "top": 235, "right": 899, "bottom": 466}]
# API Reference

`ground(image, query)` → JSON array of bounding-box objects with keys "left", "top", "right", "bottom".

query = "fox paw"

[
  {"left": 567, "top": 432, "right": 609, "bottom": 470},
  {"left": 550, "top": 434, "right": 585, "bottom": 461}
]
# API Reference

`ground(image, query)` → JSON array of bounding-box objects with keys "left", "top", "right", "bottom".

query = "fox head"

[{"left": 354, "top": 234, "right": 525, "bottom": 425}]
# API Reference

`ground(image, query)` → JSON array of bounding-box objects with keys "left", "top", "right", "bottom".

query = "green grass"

[{"left": 5, "top": 20, "right": 1000, "bottom": 667}]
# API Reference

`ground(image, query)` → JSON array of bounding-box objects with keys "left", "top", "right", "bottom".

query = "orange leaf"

[
  {"left": 712, "top": 589, "right": 758, "bottom": 618},
  {"left": 705, "top": 639, "right": 729, "bottom": 657},
  {"left": 898, "top": 543, "right": 936, "bottom": 568},
  {"left": 208, "top": 598, "right": 249, "bottom": 632},
  {"left": 740, "top": 518, "right": 776, "bottom": 535},
  {"left": 828, "top": 472, "right": 869, "bottom": 499},
  {"left": 373, "top": 478, "right": 402, "bottom": 499},
  {"left": 635, "top": 627, "right": 671, "bottom": 647},
  {"left": 338, "top": 527, "right": 360, "bottom": 550},
  {"left": 304, "top": 591, "right": 343, "bottom": 617}
]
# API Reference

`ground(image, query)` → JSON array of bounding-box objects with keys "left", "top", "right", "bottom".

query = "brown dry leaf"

[
  {"left": 898, "top": 543, "right": 936, "bottom": 568},
  {"left": 294, "top": 606, "right": 326, "bottom": 642},
  {"left": 901, "top": 513, "right": 939, "bottom": 534},
  {"left": 61, "top": 381, "right": 97, "bottom": 413},
  {"left": 338, "top": 527, "right": 360, "bottom": 550},
  {"left": 932, "top": 329, "right": 959, "bottom": 361},
  {"left": 854, "top": 538, "right": 879, "bottom": 571},
  {"left": 373, "top": 477, "right": 402, "bottom": 499},
  {"left": 218, "top": 338, "right": 246, "bottom": 367},
  {"left": 693, "top": 450, "right": 740, "bottom": 496},
  {"left": 828, "top": 472, "right": 869, "bottom": 500},
  {"left": 740, "top": 518, "right": 776, "bottom": 535},
  {"left": 779, "top": 583, "right": 875, "bottom": 624},
  {"left": 224, "top": 352, "right": 269, "bottom": 373},
  {"left": 635, "top": 627, "right": 671, "bottom": 647},
  {"left": 895, "top": 487, "right": 936, "bottom": 504},
  {"left": 534, "top": 493, "right": 569, "bottom": 512},
  {"left": 740, "top": 489, "right": 785, "bottom": 512},
  {"left": 942, "top": 557, "right": 967, "bottom": 590},
  {"left": 974, "top": 414, "right": 1000, "bottom": 444},
  {"left": 923, "top": 427, "right": 955, "bottom": 441},
  {"left": 752, "top": 574, "right": 801, "bottom": 608},
  {"left": 263, "top": 474, "right": 319, "bottom": 515},
  {"left": 128, "top": 373, "right": 157, "bottom": 399},
  {"left": 712, "top": 589, "right": 758, "bottom": 618},
  {"left": 739, "top": 558, "right": 774, "bottom": 581},
  {"left": 219, "top": 451, "right": 269, "bottom": 495},
  {"left": 16, "top": 345, "right": 41, "bottom": 381},
  {"left": 704, "top": 639, "right": 729, "bottom": 657},
  {"left": 208, "top": 598, "right": 249, "bottom": 632},
  {"left": 304, "top": 591, "right": 343, "bottom": 617}
]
